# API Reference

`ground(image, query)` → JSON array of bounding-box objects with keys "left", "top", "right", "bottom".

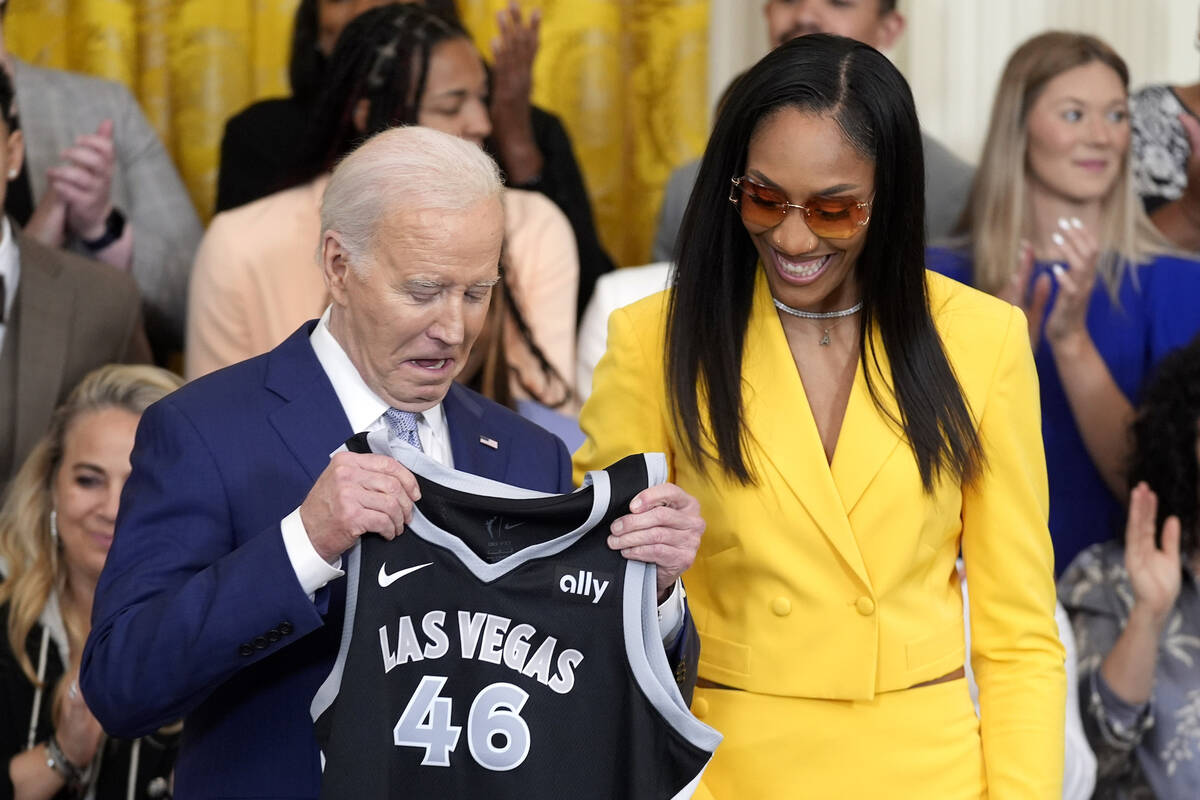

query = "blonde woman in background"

[
  {"left": 0, "top": 364, "right": 182, "bottom": 800},
  {"left": 928, "top": 31, "right": 1200, "bottom": 574}
]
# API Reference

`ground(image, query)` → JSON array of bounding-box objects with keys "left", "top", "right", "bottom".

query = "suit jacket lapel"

[
  {"left": 264, "top": 324, "right": 353, "bottom": 482},
  {"left": 741, "top": 270, "right": 872, "bottom": 587},
  {"left": 443, "top": 384, "right": 511, "bottom": 482},
  {"left": 829, "top": 333, "right": 904, "bottom": 517},
  {"left": 13, "top": 236, "right": 70, "bottom": 463}
]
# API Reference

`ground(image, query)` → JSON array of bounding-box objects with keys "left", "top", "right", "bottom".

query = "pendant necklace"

[{"left": 771, "top": 298, "right": 863, "bottom": 346}]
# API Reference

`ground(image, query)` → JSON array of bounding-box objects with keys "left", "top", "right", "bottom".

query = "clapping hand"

[
  {"left": 1043, "top": 216, "right": 1100, "bottom": 348},
  {"left": 1124, "top": 481, "right": 1182, "bottom": 625},
  {"left": 998, "top": 239, "right": 1053, "bottom": 349},
  {"left": 52, "top": 667, "right": 104, "bottom": 768},
  {"left": 46, "top": 119, "right": 116, "bottom": 245}
]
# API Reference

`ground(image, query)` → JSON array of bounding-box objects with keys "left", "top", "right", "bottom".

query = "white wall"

[{"left": 709, "top": 0, "right": 1200, "bottom": 165}]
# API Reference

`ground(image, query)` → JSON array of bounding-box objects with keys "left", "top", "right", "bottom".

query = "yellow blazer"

[{"left": 574, "top": 268, "right": 1065, "bottom": 797}]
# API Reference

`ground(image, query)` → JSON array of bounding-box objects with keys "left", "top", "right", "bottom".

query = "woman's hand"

[
  {"left": 1043, "top": 217, "right": 1100, "bottom": 349},
  {"left": 997, "top": 238, "right": 1052, "bottom": 350},
  {"left": 1124, "top": 481, "right": 1182, "bottom": 626},
  {"left": 488, "top": 2, "right": 543, "bottom": 184},
  {"left": 51, "top": 668, "right": 104, "bottom": 768}
]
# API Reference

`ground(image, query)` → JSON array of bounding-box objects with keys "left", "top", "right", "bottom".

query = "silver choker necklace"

[{"left": 772, "top": 298, "right": 863, "bottom": 346}]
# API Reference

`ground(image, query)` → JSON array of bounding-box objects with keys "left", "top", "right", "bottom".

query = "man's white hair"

[{"left": 319, "top": 126, "right": 504, "bottom": 270}]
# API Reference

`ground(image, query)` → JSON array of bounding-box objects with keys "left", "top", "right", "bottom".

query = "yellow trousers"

[{"left": 691, "top": 678, "right": 986, "bottom": 799}]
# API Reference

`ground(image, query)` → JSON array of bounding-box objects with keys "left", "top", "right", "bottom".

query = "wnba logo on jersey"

[{"left": 554, "top": 566, "right": 614, "bottom": 605}]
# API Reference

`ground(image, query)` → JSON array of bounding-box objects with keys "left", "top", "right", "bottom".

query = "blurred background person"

[
  {"left": 576, "top": 34, "right": 1064, "bottom": 798},
  {"left": 188, "top": 3, "right": 578, "bottom": 416},
  {"left": 0, "top": 364, "right": 182, "bottom": 800},
  {"left": 0, "top": 0, "right": 200, "bottom": 362},
  {"left": 1130, "top": 6, "right": 1200, "bottom": 252},
  {"left": 0, "top": 66, "right": 150, "bottom": 493},
  {"left": 217, "top": 0, "right": 612, "bottom": 318},
  {"left": 1058, "top": 334, "right": 1200, "bottom": 800},
  {"left": 928, "top": 32, "right": 1200, "bottom": 573},
  {"left": 653, "top": 0, "right": 973, "bottom": 264}
]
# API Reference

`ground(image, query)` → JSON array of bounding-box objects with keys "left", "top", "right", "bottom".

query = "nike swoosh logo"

[
  {"left": 501, "top": 520, "right": 525, "bottom": 531},
  {"left": 378, "top": 562, "right": 433, "bottom": 588}
]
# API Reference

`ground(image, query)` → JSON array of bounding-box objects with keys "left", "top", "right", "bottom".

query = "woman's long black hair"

[
  {"left": 288, "top": 3, "right": 469, "bottom": 186},
  {"left": 1127, "top": 334, "right": 1200, "bottom": 555},
  {"left": 667, "top": 34, "right": 982, "bottom": 490}
]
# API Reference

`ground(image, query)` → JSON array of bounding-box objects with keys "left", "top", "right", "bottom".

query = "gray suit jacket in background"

[
  {"left": 13, "top": 59, "right": 202, "bottom": 351},
  {"left": 0, "top": 230, "right": 151, "bottom": 487},
  {"left": 651, "top": 131, "right": 975, "bottom": 264}
]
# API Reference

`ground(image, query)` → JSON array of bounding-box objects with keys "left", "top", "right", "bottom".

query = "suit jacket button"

[
  {"left": 253, "top": 636, "right": 269, "bottom": 649},
  {"left": 279, "top": 621, "right": 294, "bottom": 635},
  {"left": 692, "top": 696, "right": 709, "bottom": 718},
  {"left": 855, "top": 596, "right": 876, "bottom": 616},
  {"left": 238, "top": 643, "right": 254, "bottom": 657},
  {"left": 771, "top": 596, "right": 791, "bottom": 616}
]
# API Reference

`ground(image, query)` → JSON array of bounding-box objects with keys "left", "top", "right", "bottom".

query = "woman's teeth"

[{"left": 777, "top": 253, "right": 830, "bottom": 278}]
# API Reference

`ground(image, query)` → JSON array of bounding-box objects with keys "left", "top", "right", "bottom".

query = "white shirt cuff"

[
  {"left": 657, "top": 579, "right": 685, "bottom": 644},
  {"left": 281, "top": 507, "right": 344, "bottom": 598}
]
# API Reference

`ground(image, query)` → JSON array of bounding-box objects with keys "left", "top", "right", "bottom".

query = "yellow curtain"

[
  {"left": 6, "top": 0, "right": 709, "bottom": 265},
  {"left": 461, "top": 0, "right": 708, "bottom": 265},
  {"left": 5, "top": 0, "right": 297, "bottom": 221}
]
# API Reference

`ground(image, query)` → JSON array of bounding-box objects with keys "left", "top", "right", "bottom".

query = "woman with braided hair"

[{"left": 188, "top": 3, "right": 578, "bottom": 418}]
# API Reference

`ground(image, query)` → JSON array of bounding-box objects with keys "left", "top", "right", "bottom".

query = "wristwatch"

[
  {"left": 80, "top": 207, "right": 126, "bottom": 251},
  {"left": 45, "top": 735, "right": 84, "bottom": 789}
]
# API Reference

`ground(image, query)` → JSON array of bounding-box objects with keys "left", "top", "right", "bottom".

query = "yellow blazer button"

[
  {"left": 692, "top": 697, "right": 709, "bottom": 718},
  {"left": 855, "top": 596, "right": 876, "bottom": 616},
  {"left": 771, "top": 596, "right": 791, "bottom": 616}
]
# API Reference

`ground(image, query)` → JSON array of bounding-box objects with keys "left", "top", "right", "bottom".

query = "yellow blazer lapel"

[
  {"left": 830, "top": 330, "right": 905, "bottom": 517},
  {"left": 740, "top": 268, "right": 871, "bottom": 587}
]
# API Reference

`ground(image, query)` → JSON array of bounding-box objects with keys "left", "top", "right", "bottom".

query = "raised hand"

[
  {"left": 1124, "top": 481, "right": 1182, "bottom": 625},
  {"left": 488, "top": 2, "right": 543, "bottom": 184},
  {"left": 607, "top": 483, "right": 704, "bottom": 601}
]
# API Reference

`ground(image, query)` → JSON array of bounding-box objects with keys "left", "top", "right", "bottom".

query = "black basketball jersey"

[{"left": 310, "top": 428, "right": 720, "bottom": 799}]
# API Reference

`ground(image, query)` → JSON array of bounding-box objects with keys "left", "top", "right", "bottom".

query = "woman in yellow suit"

[{"left": 574, "top": 35, "right": 1065, "bottom": 798}]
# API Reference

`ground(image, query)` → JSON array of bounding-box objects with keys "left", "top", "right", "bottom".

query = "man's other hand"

[
  {"left": 299, "top": 452, "right": 421, "bottom": 562},
  {"left": 606, "top": 483, "right": 704, "bottom": 602}
]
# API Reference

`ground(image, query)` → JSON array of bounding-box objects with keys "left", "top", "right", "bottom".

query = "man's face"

[
  {"left": 763, "top": 0, "right": 902, "bottom": 50},
  {"left": 325, "top": 196, "right": 504, "bottom": 412}
]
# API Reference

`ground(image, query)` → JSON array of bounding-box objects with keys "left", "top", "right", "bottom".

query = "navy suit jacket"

[{"left": 81, "top": 323, "right": 576, "bottom": 798}]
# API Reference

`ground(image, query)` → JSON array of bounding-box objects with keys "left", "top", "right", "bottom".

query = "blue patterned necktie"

[{"left": 383, "top": 408, "right": 423, "bottom": 452}]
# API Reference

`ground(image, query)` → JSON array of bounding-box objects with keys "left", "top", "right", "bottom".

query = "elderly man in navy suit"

[{"left": 81, "top": 126, "right": 702, "bottom": 799}]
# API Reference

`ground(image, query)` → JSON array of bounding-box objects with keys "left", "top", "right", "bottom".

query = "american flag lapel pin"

[{"left": 479, "top": 435, "right": 499, "bottom": 450}]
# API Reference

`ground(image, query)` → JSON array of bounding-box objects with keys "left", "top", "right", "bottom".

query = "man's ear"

[
  {"left": 875, "top": 9, "right": 906, "bottom": 52},
  {"left": 5, "top": 126, "right": 22, "bottom": 180},
  {"left": 321, "top": 230, "right": 354, "bottom": 305}
]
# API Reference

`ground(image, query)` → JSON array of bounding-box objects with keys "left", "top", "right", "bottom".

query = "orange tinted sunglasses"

[{"left": 728, "top": 176, "right": 871, "bottom": 239}]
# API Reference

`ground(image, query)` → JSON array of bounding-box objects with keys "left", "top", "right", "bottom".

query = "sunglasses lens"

[
  {"left": 803, "top": 196, "right": 870, "bottom": 239},
  {"left": 736, "top": 182, "right": 788, "bottom": 228},
  {"left": 734, "top": 178, "right": 870, "bottom": 239}
]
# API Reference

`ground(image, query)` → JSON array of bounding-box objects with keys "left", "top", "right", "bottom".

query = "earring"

[
  {"left": 6, "top": 169, "right": 14, "bottom": 180},
  {"left": 49, "top": 509, "right": 58, "bottom": 543}
]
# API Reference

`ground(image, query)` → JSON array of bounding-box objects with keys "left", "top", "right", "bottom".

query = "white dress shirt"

[
  {"left": 0, "top": 218, "right": 20, "bottom": 355},
  {"left": 279, "top": 308, "right": 684, "bottom": 639}
]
